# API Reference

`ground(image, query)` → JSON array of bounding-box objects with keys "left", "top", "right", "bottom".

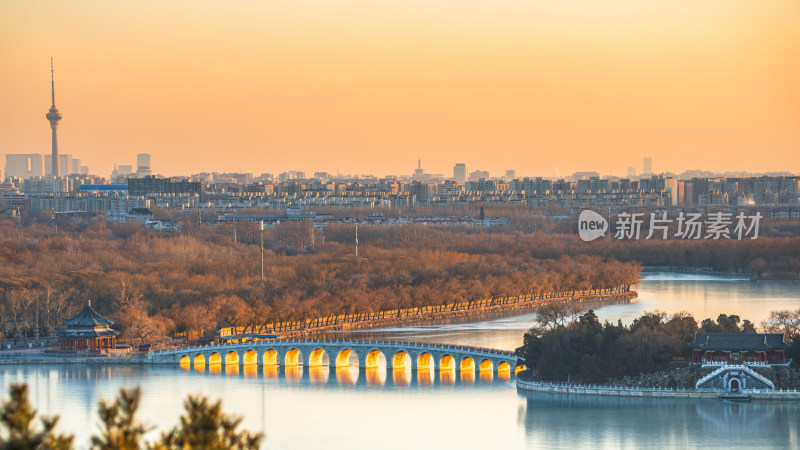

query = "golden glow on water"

[
  {"left": 209, "top": 363, "right": 222, "bottom": 375},
  {"left": 392, "top": 351, "right": 410, "bottom": 369},
  {"left": 193, "top": 354, "right": 205, "bottom": 370},
  {"left": 417, "top": 352, "right": 433, "bottom": 370},
  {"left": 243, "top": 364, "right": 258, "bottom": 378},
  {"left": 284, "top": 365, "right": 303, "bottom": 383},
  {"left": 263, "top": 365, "right": 279, "bottom": 380},
  {"left": 365, "top": 350, "right": 385, "bottom": 369},
  {"left": 309, "top": 365, "right": 329, "bottom": 385},
  {"left": 309, "top": 348, "right": 329, "bottom": 367},
  {"left": 439, "top": 355, "right": 455, "bottom": 371},
  {"left": 243, "top": 350, "right": 258, "bottom": 365},
  {"left": 439, "top": 370, "right": 456, "bottom": 385},
  {"left": 417, "top": 368, "right": 434, "bottom": 386},
  {"left": 365, "top": 367, "right": 386, "bottom": 386},
  {"left": 335, "top": 365, "right": 359, "bottom": 385},
  {"left": 263, "top": 349, "right": 279, "bottom": 365},
  {"left": 285, "top": 348, "right": 302, "bottom": 366},
  {"left": 174, "top": 355, "right": 509, "bottom": 387},
  {"left": 392, "top": 367, "right": 411, "bottom": 386},
  {"left": 225, "top": 364, "right": 239, "bottom": 377}
]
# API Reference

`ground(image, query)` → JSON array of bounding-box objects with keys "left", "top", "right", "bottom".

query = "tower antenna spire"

[
  {"left": 50, "top": 57, "right": 55, "bottom": 106},
  {"left": 46, "top": 57, "right": 63, "bottom": 176}
]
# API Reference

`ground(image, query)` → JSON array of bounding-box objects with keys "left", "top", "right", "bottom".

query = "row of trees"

[
  {"left": 0, "top": 218, "right": 640, "bottom": 345},
  {"left": 0, "top": 384, "right": 262, "bottom": 449},
  {"left": 516, "top": 306, "right": 800, "bottom": 383}
]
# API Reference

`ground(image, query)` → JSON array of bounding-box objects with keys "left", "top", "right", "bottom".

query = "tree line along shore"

[
  {"left": 204, "top": 291, "right": 637, "bottom": 340},
  {"left": 515, "top": 306, "right": 800, "bottom": 388},
  {"left": 0, "top": 214, "right": 797, "bottom": 348}
]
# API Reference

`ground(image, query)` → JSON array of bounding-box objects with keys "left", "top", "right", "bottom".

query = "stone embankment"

[
  {"left": 609, "top": 365, "right": 800, "bottom": 390},
  {"left": 516, "top": 368, "right": 800, "bottom": 400},
  {"left": 0, "top": 353, "right": 149, "bottom": 365},
  {"left": 276, "top": 291, "right": 637, "bottom": 338}
]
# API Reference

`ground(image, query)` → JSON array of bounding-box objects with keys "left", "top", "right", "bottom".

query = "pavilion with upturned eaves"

[{"left": 58, "top": 300, "right": 119, "bottom": 351}]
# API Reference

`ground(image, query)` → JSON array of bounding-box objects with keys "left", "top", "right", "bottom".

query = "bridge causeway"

[{"left": 150, "top": 339, "right": 523, "bottom": 373}]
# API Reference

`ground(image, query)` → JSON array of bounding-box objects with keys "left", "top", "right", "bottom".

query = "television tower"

[{"left": 46, "top": 58, "right": 62, "bottom": 177}]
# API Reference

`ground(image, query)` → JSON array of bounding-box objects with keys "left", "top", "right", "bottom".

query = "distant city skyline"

[
  {"left": 1, "top": 1, "right": 798, "bottom": 178},
  {"left": 5, "top": 150, "right": 799, "bottom": 182}
]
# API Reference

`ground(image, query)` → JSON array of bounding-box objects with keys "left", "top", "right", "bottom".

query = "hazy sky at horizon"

[{"left": 1, "top": 1, "right": 798, "bottom": 178}]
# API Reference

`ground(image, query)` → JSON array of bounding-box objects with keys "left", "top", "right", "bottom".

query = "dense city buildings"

[{"left": 2, "top": 167, "right": 799, "bottom": 218}]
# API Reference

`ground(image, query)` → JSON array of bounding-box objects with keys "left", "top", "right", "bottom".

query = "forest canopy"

[{"left": 0, "top": 218, "right": 639, "bottom": 344}]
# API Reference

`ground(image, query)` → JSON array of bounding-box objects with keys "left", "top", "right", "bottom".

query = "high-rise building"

[
  {"left": 627, "top": 166, "right": 636, "bottom": 178},
  {"left": 504, "top": 169, "right": 516, "bottom": 181},
  {"left": 137, "top": 153, "right": 152, "bottom": 176},
  {"left": 643, "top": 157, "right": 652, "bottom": 174},
  {"left": 5, "top": 154, "right": 44, "bottom": 179},
  {"left": 453, "top": 163, "right": 467, "bottom": 184},
  {"left": 46, "top": 58, "right": 63, "bottom": 177},
  {"left": 468, "top": 170, "right": 490, "bottom": 182},
  {"left": 45, "top": 154, "right": 74, "bottom": 178}
]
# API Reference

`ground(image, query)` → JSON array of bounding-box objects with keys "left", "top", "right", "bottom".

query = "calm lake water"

[{"left": 2, "top": 273, "right": 799, "bottom": 449}]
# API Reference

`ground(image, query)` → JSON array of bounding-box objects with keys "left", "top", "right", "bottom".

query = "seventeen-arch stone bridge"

[{"left": 149, "top": 339, "right": 523, "bottom": 374}]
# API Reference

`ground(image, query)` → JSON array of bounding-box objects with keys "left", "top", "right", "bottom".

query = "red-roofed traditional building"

[
  {"left": 690, "top": 333, "right": 788, "bottom": 366},
  {"left": 58, "top": 300, "right": 119, "bottom": 351}
]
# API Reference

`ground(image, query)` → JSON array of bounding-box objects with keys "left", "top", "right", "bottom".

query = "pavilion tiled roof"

[
  {"left": 62, "top": 299, "right": 114, "bottom": 327},
  {"left": 690, "top": 333, "right": 786, "bottom": 350}
]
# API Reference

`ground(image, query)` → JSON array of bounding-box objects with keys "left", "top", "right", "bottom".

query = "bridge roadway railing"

[{"left": 150, "top": 339, "right": 520, "bottom": 372}]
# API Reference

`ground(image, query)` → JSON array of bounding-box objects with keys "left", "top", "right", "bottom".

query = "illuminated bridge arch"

[
  {"left": 150, "top": 339, "right": 522, "bottom": 375},
  {"left": 263, "top": 349, "right": 280, "bottom": 365},
  {"left": 243, "top": 349, "right": 258, "bottom": 365},
  {"left": 336, "top": 349, "right": 359, "bottom": 368}
]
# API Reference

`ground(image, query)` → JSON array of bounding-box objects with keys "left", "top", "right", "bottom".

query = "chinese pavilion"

[
  {"left": 690, "top": 333, "right": 788, "bottom": 365},
  {"left": 58, "top": 300, "right": 119, "bottom": 351}
]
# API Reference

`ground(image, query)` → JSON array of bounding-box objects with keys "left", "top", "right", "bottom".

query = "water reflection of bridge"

[
  {"left": 173, "top": 363, "right": 514, "bottom": 386},
  {"left": 150, "top": 339, "right": 524, "bottom": 379}
]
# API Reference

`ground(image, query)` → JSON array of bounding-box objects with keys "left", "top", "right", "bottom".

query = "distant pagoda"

[{"left": 58, "top": 300, "right": 119, "bottom": 351}]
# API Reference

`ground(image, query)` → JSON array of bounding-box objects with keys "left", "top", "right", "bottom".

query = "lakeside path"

[{"left": 273, "top": 291, "right": 637, "bottom": 339}]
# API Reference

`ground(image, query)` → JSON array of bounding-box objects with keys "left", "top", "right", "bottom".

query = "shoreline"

[
  {"left": 271, "top": 291, "right": 638, "bottom": 339},
  {"left": 0, "top": 291, "right": 637, "bottom": 364},
  {"left": 515, "top": 372, "right": 800, "bottom": 401}
]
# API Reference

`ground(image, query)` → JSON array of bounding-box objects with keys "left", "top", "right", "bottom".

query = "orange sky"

[{"left": 1, "top": 1, "right": 799, "bottom": 178}]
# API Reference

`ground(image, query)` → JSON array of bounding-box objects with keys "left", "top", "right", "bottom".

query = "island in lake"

[{"left": 515, "top": 306, "right": 800, "bottom": 400}]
